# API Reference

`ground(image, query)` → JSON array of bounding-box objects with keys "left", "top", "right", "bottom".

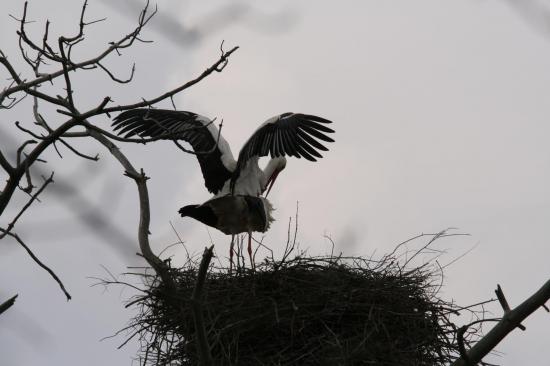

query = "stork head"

[{"left": 263, "top": 156, "right": 287, "bottom": 198}]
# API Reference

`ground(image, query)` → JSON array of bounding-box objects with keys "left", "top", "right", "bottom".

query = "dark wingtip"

[
  {"left": 305, "top": 120, "right": 335, "bottom": 134},
  {"left": 304, "top": 114, "right": 333, "bottom": 124}
]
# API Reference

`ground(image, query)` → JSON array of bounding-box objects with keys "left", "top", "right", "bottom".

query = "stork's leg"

[
  {"left": 247, "top": 231, "right": 255, "bottom": 271},
  {"left": 229, "top": 234, "right": 235, "bottom": 274}
]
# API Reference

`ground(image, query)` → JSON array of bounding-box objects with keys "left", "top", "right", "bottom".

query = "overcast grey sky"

[{"left": 1, "top": 0, "right": 549, "bottom": 365}]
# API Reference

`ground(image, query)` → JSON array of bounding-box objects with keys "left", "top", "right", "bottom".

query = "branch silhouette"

[
  {"left": 0, "top": 0, "right": 237, "bottom": 316},
  {"left": 452, "top": 280, "right": 550, "bottom": 366}
]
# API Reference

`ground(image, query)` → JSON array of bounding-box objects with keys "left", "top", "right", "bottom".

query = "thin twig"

[
  {"left": 58, "top": 138, "right": 100, "bottom": 161},
  {"left": 0, "top": 172, "right": 54, "bottom": 240},
  {"left": 1, "top": 229, "right": 71, "bottom": 300},
  {"left": 0, "top": 118, "right": 78, "bottom": 217},
  {"left": 0, "top": 1, "right": 157, "bottom": 105},
  {"left": 102, "top": 46, "right": 239, "bottom": 114},
  {"left": 452, "top": 280, "right": 550, "bottom": 366},
  {"left": 97, "top": 61, "right": 135, "bottom": 84}
]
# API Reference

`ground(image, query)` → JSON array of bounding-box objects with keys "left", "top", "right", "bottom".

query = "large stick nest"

[{"left": 121, "top": 237, "right": 480, "bottom": 366}]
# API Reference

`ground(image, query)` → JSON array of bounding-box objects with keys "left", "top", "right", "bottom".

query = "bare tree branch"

[
  {"left": 97, "top": 61, "right": 135, "bottom": 84},
  {"left": 0, "top": 53, "right": 70, "bottom": 108},
  {"left": 0, "top": 149, "right": 14, "bottom": 173},
  {"left": 0, "top": 118, "right": 78, "bottom": 216},
  {"left": 86, "top": 129, "right": 168, "bottom": 279},
  {"left": 0, "top": 2, "right": 236, "bottom": 347},
  {"left": 0, "top": 294, "right": 18, "bottom": 316},
  {"left": 191, "top": 246, "right": 214, "bottom": 366},
  {"left": 0, "top": 0, "right": 157, "bottom": 107},
  {"left": 0, "top": 172, "right": 54, "bottom": 240},
  {"left": 452, "top": 280, "right": 550, "bottom": 366},
  {"left": 1, "top": 229, "right": 71, "bottom": 300},
  {"left": 101, "top": 45, "right": 239, "bottom": 114}
]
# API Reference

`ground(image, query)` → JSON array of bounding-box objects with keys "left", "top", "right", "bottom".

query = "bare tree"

[
  {"left": 0, "top": 0, "right": 237, "bottom": 302},
  {"left": 452, "top": 281, "right": 550, "bottom": 366},
  {"left": 1, "top": 2, "right": 547, "bottom": 365}
]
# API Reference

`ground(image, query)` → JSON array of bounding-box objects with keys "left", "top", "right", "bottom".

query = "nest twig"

[{"left": 112, "top": 232, "right": 486, "bottom": 366}]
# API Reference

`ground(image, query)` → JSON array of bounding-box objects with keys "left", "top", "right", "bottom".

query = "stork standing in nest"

[
  {"left": 112, "top": 109, "right": 334, "bottom": 269},
  {"left": 179, "top": 194, "right": 274, "bottom": 269}
]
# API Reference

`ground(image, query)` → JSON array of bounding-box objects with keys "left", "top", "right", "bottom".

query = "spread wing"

[
  {"left": 234, "top": 112, "right": 335, "bottom": 173},
  {"left": 228, "top": 112, "right": 334, "bottom": 192},
  {"left": 112, "top": 109, "right": 235, "bottom": 194}
]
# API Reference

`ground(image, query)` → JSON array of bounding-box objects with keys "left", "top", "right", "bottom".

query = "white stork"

[
  {"left": 112, "top": 109, "right": 334, "bottom": 268},
  {"left": 179, "top": 194, "right": 274, "bottom": 272},
  {"left": 178, "top": 195, "right": 274, "bottom": 236}
]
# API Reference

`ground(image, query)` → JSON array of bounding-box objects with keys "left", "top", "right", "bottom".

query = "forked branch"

[
  {"left": 87, "top": 129, "right": 171, "bottom": 285},
  {"left": 452, "top": 280, "right": 550, "bottom": 366}
]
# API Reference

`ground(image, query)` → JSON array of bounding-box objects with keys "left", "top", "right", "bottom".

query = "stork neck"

[{"left": 262, "top": 157, "right": 287, "bottom": 189}]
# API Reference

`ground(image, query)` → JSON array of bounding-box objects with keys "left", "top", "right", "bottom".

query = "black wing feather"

[
  {"left": 303, "top": 114, "right": 332, "bottom": 124},
  {"left": 272, "top": 129, "right": 282, "bottom": 157},
  {"left": 297, "top": 129, "right": 328, "bottom": 151},
  {"left": 298, "top": 124, "right": 335, "bottom": 142},
  {"left": 231, "top": 113, "right": 335, "bottom": 187},
  {"left": 280, "top": 128, "right": 291, "bottom": 156},
  {"left": 112, "top": 109, "right": 233, "bottom": 194},
  {"left": 295, "top": 134, "right": 322, "bottom": 160}
]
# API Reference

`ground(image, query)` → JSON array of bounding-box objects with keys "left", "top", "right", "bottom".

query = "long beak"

[{"left": 264, "top": 171, "right": 279, "bottom": 198}]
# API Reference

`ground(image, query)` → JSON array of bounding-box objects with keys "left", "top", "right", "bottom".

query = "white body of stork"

[
  {"left": 112, "top": 109, "right": 334, "bottom": 268},
  {"left": 214, "top": 156, "right": 286, "bottom": 199}
]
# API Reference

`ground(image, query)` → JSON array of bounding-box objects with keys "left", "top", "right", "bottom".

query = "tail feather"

[
  {"left": 242, "top": 196, "right": 275, "bottom": 232},
  {"left": 260, "top": 197, "right": 275, "bottom": 231}
]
